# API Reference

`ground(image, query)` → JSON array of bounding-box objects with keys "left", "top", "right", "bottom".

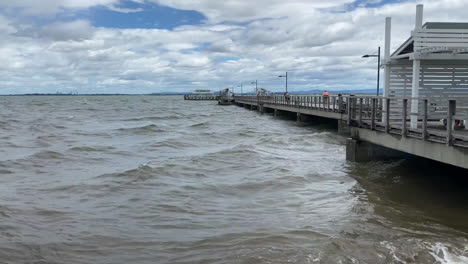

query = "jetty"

[
  {"left": 233, "top": 5, "right": 468, "bottom": 170},
  {"left": 184, "top": 89, "right": 217, "bottom": 100},
  {"left": 184, "top": 94, "right": 218, "bottom": 100}
]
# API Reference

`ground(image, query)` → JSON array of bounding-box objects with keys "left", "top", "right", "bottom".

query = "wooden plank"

[
  {"left": 416, "top": 33, "right": 468, "bottom": 38},
  {"left": 415, "top": 43, "right": 468, "bottom": 48},
  {"left": 415, "top": 38, "right": 468, "bottom": 43},
  {"left": 416, "top": 29, "right": 468, "bottom": 33}
]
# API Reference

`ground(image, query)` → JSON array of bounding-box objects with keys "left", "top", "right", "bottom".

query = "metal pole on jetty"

[
  {"left": 362, "top": 48, "right": 381, "bottom": 96},
  {"left": 278, "top": 72, "right": 288, "bottom": 93},
  {"left": 238, "top": 83, "right": 243, "bottom": 95},
  {"left": 251, "top": 80, "right": 257, "bottom": 93}
]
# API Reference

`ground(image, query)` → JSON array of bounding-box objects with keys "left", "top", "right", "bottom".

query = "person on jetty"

[
  {"left": 284, "top": 91, "right": 290, "bottom": 103},
  {"left": 322, "top": 90, "right": 330, "bottom": 105}
]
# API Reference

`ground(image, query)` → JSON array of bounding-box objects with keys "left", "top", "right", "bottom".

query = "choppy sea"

[{"left": 0, "top": 95, "right": 467, "bottom": 263}]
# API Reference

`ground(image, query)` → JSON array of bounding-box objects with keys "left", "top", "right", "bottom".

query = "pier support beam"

[
  {"left": 346, "top": 138, "right": 406, "bottom": 162},
  {"left": 296, "top": 113, "right": 302, "bottom": 123},
  {"left": 337, "top": 120, "right": 351, "bottom": 135},
  {"left": 274, "top": 109, "right": 278, "bottom": 117}
]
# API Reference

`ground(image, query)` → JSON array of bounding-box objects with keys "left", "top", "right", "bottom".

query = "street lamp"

[
  {"left": 251, "top": 80, "right": 257, "bottom": 93},
  {"left": 237, "top": 83, "right": 243, "bottom": 95},
  {"left": 362, "top": 46, "right": 381, "bottom": 96},
  {"left": 278, "top": 72, "right": 288, "bottom": 93}
]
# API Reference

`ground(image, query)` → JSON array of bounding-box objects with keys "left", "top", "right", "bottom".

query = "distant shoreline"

[
  {"left": 0, "top": 94, "right": 186, "bottom": 96},
  {"left": 0, "top": 89, "right": 379, "bottom": 96}
]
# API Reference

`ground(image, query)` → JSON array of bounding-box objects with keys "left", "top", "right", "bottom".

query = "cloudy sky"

[{"left": 0, "top": 0, "right": 467, "bottom": 94}]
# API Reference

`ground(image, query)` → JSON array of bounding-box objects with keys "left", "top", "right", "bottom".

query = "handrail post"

[
  {"left": 359, "top": 98, "right": 363, "bottom": 127},
  {"left": 333, "top": 97, "right": 336, "bottom": 112},
  {"left": 447, "top": 100, "right": 456, "bottom": 146},
  {"left": 371, "top": 98, "right": 376, "bottom": 130},
  {"left": 402, "top": 99, "right": 408, "bottom": 137},
  {"left": 338, "top": 95, "right": 342, "bottom": 113},
  {"left": 347, "top": 97, "right": 352, "bottom": 126},
  {"left": 422, "top": 99, "right": 428, "bottom": 140},
  {"left": 385, "top": 98, "right": 390, "bottom": 133}
]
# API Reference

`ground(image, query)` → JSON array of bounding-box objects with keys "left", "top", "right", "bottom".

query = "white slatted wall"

[
  {"left": 414, "top": 29, "right": 468, "bottom": 52},
  {"left": 387, "top": 60, "right": 468, "bottom": 120}
]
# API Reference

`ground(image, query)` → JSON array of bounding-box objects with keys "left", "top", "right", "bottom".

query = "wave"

[
  {"left": 187, "top": 121, "right": 210, "bottom": 128},
  {"left": 150, "top": 140, "right": 196, "bottom": 150},
  {"left": 122, "top": 115, "right": 182, "bottom": 122},
  {"left": 115, "top": 124, "right": 166, "bottom": 134},
  {"left": 68, "top": 146, "right": 116, "bottom": 152},
  {"left": 95, "top": 164, "right": 173, "bottom": 183},
  {"left": 30, "top": 150, "right": 66, "bottom": 160}
]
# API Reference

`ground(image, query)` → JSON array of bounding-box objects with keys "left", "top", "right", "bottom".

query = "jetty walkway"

[
  {"left": 234, "top": 95, "right": 468, "bottom": 169},
  {"left": 184, "top": 94, "right": 218, "bottom": 101}
]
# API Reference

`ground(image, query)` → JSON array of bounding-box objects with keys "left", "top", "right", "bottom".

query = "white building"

[{"left": 384, "top": 5, "right": 468, "bottom": 128}]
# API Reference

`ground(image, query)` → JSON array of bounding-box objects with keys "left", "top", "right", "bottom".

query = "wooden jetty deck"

[{"left": 234, "top": 95, "right": 468, "bottom": 169}]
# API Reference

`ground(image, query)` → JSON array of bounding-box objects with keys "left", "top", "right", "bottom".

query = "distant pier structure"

[
  {"left": 233, "top": 5, "right": 468, "bottom": 170},
  {"left": 217, "top": 88, "right": 235, "bottom": 105},
  {"left": 184, "top": 89, "right": 217, "bottom": 100}
]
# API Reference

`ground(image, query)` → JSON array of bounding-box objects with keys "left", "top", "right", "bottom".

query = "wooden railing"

[
  {"left": 234, "top": 95, "right": 468, "bottom": 148},
  {"left": 235, "top": 95, "right": 351, "bottom": 114},
  {"left": 184, "top": 94, "right": 218, "bottom": 100}
]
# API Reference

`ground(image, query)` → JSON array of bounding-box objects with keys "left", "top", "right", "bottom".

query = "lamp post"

[
  {"left": 362, "top": 47, "right": 381, "bottom": 96},
  {"left": 278, "top": 72, "right": 288, "bottom": 93},
  {"left": 251, "top": 80, "right": 257, "bottom": 93},
  {"left": 238, "top": 83, "right": 243, "bottom": 95}
]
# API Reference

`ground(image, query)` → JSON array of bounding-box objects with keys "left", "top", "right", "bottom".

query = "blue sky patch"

[
  {"left": 347, "top": 0, "right": 408, "bottom": 10},
  {"left": 88, "top": 1, "right": 206, "bottom": 29}
]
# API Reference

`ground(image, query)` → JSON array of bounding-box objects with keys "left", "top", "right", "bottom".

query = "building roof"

[{"left": 391, "top": 22, "right": 468, "bottom": 60}]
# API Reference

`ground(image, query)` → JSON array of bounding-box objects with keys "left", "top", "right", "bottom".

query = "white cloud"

[
  {"left": 0, "top": 0, "right": 119, "bottom": 15},
  {"left": 41, "top": 20, "right": 94, "bottom": 41},
  {"left": 1, "top": 0, "right": 468, "bottom": 94}
]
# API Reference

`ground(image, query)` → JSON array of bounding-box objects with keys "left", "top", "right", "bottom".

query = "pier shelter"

[{"left": 383, "top": 5, "right": 468, "bottom": 128}]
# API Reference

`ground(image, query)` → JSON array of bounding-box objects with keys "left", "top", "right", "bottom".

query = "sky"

[{"left": 0, "top": 0, "right": 467, "bottom": 94}]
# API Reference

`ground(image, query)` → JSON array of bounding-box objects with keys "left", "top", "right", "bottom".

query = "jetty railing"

[
  {"left": 235, "top": 95, "right": 351, "bottom": 113},
  {"left": 184, "top": 94, "right": 218, "bottom": 100},
  {"left": 234, "top": 95, "right": 468, "bottom": 148}
]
